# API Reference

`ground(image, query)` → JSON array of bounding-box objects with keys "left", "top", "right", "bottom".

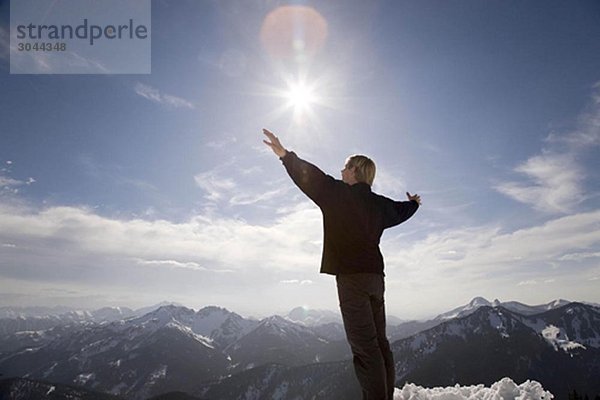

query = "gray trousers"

[{"left": 336, "top": 273, "right": 395, "bottom": 400}]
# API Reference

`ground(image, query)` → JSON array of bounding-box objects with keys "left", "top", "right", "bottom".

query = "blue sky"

[{"left": 0, "top": 0, "right": 599, "bottom": 319}]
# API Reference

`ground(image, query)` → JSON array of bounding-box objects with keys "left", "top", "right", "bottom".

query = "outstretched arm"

[
  {"left": 263, "top": 129, "right": 288, "bottom": 158},
  {"left": 262, "top": 128, "right": 335, "bottom": 205},
  {"left": 382, "top": 192, "right": 421, "bottom": 229}
]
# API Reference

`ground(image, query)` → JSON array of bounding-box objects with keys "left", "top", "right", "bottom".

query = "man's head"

[{"left": 342, "top": 155, "right": 376, "bottom": 186}]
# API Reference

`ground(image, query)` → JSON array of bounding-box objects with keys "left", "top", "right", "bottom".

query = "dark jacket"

[{"left": 281, "top": 151, "right": 419, "bottom": 275}]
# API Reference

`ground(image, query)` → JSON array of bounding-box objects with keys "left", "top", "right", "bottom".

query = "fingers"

[
  {"left": 262, "top": 129, "right": 287, "bottom": 158},
  {"left": 406, "top": 192, "right": 422, "bottom": 205},
  {"left": 263, "top": 139, "right": 279, "bottom": 149},
  {"left": 263, "top": 129, "right": 279, "bottom": 144},
  {"left": 263, "top": 128, "right": 276, "bottom": 140}
]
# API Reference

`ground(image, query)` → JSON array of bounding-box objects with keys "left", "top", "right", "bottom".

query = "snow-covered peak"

[
  {"left": 286, "top": 306, "right": 342, "bottom": 326},
  {"left": 548, "top": 299, "right": 570, "bottom": 310},
  {"left": 253, "top": 315, "right": 316, "bottom": 338},
  {"left": 132, "top": 301, "right": 184, "bottom": 318},
  {"left": 434, "top": 297, "right": 492, "bottom": 320},
  {"left": 197, "top": 305, "right": 231, "bottom": 316},
  {"left": 500, "top": 299, "right": 573, "bottom": 316},
  {"left": 150, "top": 304, "right": 195, "bottom": 318},
  {"left": 110, "top": 304, "right": 255, "bottom": 348},
  {"left": 261, "top": 315, "right": 294, "bottom": 327},
  {"left": 435, "top": 297, "right": 578, "bottom": 321},
  {"left": 90, "top": 307, "right": 134, "bottom": 323},
  {"left": 126, "top": 305, "right": 197, "bottom": 331},
  {"left": 192, "top": 306, "right": 236, "bottom": 337},
  {"left": 469, "top": 297, "right": 492, "bottom": 307}
]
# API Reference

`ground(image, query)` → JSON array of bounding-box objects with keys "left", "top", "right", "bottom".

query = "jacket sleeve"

[
  {"left": 280, "top": 151, "right": 336, "bottom": 205},
  {"left": 382, "top": 198, "right": 419, "bottom": 229}
]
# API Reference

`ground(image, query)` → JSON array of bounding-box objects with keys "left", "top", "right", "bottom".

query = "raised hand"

[
  {"left": 262, "top": 128, "right": 288, "bottom": 158},
  {"left": 406, "top": 192, "right": 422, "bottom": 205}
]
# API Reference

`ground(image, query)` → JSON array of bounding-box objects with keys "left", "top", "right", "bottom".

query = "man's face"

[{"left": 341, "top": 162, "right": 356, "bottom": 184}]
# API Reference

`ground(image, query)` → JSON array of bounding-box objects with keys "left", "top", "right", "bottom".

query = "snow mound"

[{"left": 394, "top": 377, "right": 553, "bottom": 400}]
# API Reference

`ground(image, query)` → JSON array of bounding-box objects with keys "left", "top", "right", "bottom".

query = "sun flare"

[
  {"left": 286, "top": 81, "right": 316, "bottom": 111},
  {"left": 261, "top": 69, "right": 340, "bottom": 132}
]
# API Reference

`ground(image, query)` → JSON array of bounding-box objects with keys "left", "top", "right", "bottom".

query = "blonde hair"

[{"left": 346, "top": 155, "right": 376, "bottom": 186}]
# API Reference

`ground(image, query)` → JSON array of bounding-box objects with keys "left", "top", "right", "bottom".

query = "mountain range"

[
  {"left": 0, "top": 297, "right": 598, "bottom": 399},
  {"left": 393, "top": 302, "right": 600, "bottom": 398}
]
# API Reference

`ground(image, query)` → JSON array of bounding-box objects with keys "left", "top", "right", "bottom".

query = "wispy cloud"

[
  {"left": 558, "top": 252, "right": 600, "bottom": 262},
  {"left": 517, "top": 278, "right": 556, "bottom": 286},
  {"left": 546, "top": 82, "right": 600, "bottom": 149},
  {"left": 280, "top": 279, "right": 314, "bottom": 285},
  {"left": 0, "top": 170, "right": 36, "bottom": 195},
  {"left": 517, "top": 280, "right": 539, "bottom": 286},
  {"left": 194, "top": 161, "right": 290, "bottom": 207},
  {"left": 495, "top": 83, "right": 600, "bottom": 213},
  {"left": 134, "top": 258, "right": 208, "bottom": 271},
  {"left": 205, "top": 136, "right": 238, "bottom": 149},
  {"left": 0, "top": 176, "right": 24, "bottom": 187},
  {"left": 230, "top": 188, "right": 288, "bottom": 206},
  {"left": 134, "top": 83, "right": 195, "bottom": 109},
  {"left": 495, "top": 153, "right": 583, "bottom": 213},
  {"left": 64, "top": 51, "right": 110, "bottom": 73},
  {"left": 194, "top": 169, "right": 237, "bottom": 201}
]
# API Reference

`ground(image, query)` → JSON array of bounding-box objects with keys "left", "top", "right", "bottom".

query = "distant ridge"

[{"left": 434, "top": 297, "right": 573, "bottom": 320}]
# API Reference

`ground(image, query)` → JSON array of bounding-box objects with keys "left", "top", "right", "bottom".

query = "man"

[{"left": 263, "top": 128, "right": 420, "bottom": 400}]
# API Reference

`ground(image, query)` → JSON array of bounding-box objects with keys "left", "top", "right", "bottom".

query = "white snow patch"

[
  {"left": 542, "top": 325, "right": 586, "bottom": 352},
  {"left": 488, "top": 313, "right": 509, "bottom": 338},
  {"left": 74, "top": 372, "right": 95, "bottom": 385},
  {"left": 109, "top": 359, "right": 122, "bottom": 368},
  {"left": 21, "top": 348, "right": 37, "bottom": 353},
  {"left": 43, "top": 362, "right": 58, "bottom": 378},
  {"left": 165, "top": 321, "right": 214, "bottom": 348},
  {"left": 394, "top": 377, "right": 553, "bottom": 399},
  {"left": 149, "top": 365, "right": 167, "bottom": 383}
]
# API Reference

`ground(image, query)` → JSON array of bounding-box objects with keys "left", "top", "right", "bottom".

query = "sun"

[
  {"left": 260, "top": 69, "right": 339, "bottom": 131},
  {"left": 286, "top": 81, "right": 316, "bottom": 112}
]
